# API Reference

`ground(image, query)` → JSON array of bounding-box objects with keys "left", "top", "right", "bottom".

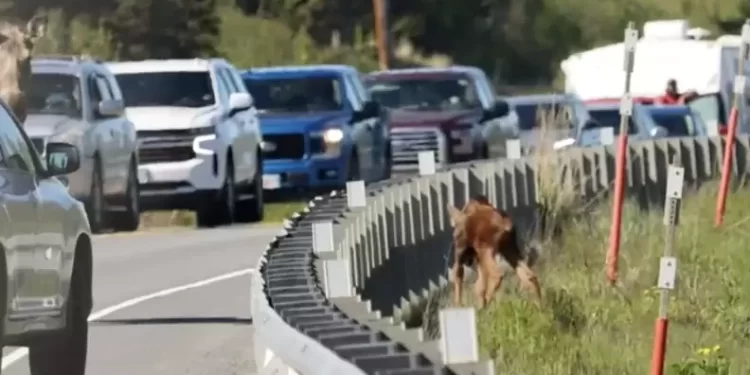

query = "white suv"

[{"left": 107, "top": 58, "right": 264, "bottom": 227}]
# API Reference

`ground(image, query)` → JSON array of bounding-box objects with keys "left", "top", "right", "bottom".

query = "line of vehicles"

[{"left": 23, "top": 25, "right": 732, "bottom": 237}]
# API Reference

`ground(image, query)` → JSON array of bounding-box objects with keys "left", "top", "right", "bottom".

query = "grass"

[
  {"left": 473, "top": 185, "right": 750, "bottom": 374},
  {"left": 138, "top": 201, "right": 305, "bottom": 228},
  {"left": 421, "top": 105, "right": 750, "bottom": 374}
]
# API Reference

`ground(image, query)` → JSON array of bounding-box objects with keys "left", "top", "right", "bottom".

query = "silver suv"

[
  {"left": 24, "top": 56, "right": 141, "bottom": 233},
  {"left": 0, "top": 98, "right": 93, "bottom": 375}
]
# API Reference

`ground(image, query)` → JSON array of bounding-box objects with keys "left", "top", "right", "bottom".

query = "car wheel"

[
  {"left": 197, "top": 158, "right": 236, "bottom": 228},
  {"left": 85, "top": 158, "right": 106, "bottom": 233},
  {"left": 236, "top": 151, "right": 264, "bottom": 223},
  {"left": 28, "top": 243, "right": 90, "bottom": 375},
  {"left": 111, "top": 158, "right": 140, "bottom": 232}
]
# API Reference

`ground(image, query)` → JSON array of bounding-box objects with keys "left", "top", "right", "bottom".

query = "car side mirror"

[
  {"left": 491, "top": 100, "right": 510, "bottom": 118},
  {"left": 98, "top": 99, "right": 124, "bottom": 117},
  {"left": 229, "top": 92, "right": 253, "bottom": 115},
  {"left": 651, "top": 126, "right": 668, "bottom": 138},
  {"left": 44, "top": 142, "right": 81, "bottom": 177},
  {"left": 352, "top": 100, "right": 380, "bottom": 123}
]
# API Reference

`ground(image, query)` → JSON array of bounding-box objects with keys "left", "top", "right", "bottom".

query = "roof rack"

[{"left": 34, "top": 54, "right": 102, "bottom": 64}]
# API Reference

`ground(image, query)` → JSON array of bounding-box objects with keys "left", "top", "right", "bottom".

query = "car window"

[
  {"left": 342, "top": 74, "right": 363, "bottom": 110},
  {"left": 244, "top": 76, "right": 344, "bottom": 113},
  {"left": 115, "top": 71, "right": 216, "bottom": 108},
  {"left": 95, "top": 75, "right": 113, "bottom": 101},
  {"left": 687, "top": 94, "right": 723, "bottom": 130},
  {"left": 96, "top": 73, "right": 115, "bottom": 100},
  {"left": 87, "top": 75, "right": 103, "bottom": 104},
  {"left": 212, "top": 70, "right": 230, "bottom": 103},
  {"left": 514, "top": 102, "right": 574, "bottom": 131},
  {"left": 586, "top": 108, "right": 637, "bottom": 134},
  {"left": 27, "top": 73, "right": 82, "bottom": 117},
  {"left": 366, "top": 74, "right": 482, "bottom": 111},
  {"left": 220, "top": 69, "right": 240, "bottom": 93},
  {"left": 0, "top": 104, "right": 39, "bottom": 174},
  {"left": 649, "top": 111, "right": 694, "bottom": 136}
]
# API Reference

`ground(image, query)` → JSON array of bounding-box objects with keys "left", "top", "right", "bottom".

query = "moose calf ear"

[{"left": 25, "top": 14, "right": 48, "bottom": 41}]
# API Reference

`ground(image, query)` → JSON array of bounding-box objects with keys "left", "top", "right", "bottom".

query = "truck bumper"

[
  {"left": 261, "top": 157, "right": 348, "bottom": 193},
  {"left": 136, "top": 136, "right": 227, "bottom": 210}
]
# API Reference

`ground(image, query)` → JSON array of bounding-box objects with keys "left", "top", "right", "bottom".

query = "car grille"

[
  {"left": 262, "top": 134, "right": 305, "bottom": 160},
  {"left": 30, "top": 138, "right": 45, "bottom": 155},
  {"left": 137, "top": 129, "right": 197, "bottom": 164},
  {"left": 390, "top": 127, "right": 444, "bottom": 167}
]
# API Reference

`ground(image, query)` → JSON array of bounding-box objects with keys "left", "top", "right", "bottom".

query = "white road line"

[{"left": 1, "top": 268, "right": 255, "bottom": 370}]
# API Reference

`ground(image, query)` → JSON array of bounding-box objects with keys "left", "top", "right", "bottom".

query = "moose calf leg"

[
  {"left": 515, "top": 261, "right": 542, "bottom": 303},
  {"left": 482, "top": 253, "right": 504, "bottom": 306},
  {"left": 449, "top": 263, "right": 464, "bottom": 306},
  {"left": 473, "top": 266, "right": 487, "bottom": 309}
]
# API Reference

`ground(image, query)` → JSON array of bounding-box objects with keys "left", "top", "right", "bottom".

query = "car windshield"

[
  {"left": 686, "top": 94, "right": 723, "bottom": 131},
  {"left": 649, "top": 111, "right": 694, "bottom": 136},
  {"left": 513, "top": 102, "right": 573, "bottom": 130},
  {"left": 27, "top": 73, "right": 82, "bottom": 117},
  {"left": 586, "top": 108, "right": 637, "bottom": 134},
  {"left": 244, "top": 76, "right": 343, "bottom": 113},
  {"left": 365, "top": 76, "right": 481, "bottom": 111},
  {"left": 115, "top": 72, "right": 215, "bottom": 107}
]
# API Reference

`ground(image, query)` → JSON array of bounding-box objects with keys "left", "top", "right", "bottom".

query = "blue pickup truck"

[{"left": 241, "top": 65, "right": 391, "bottom": 193}]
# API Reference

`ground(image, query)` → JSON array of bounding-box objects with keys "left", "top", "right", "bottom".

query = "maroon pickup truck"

[{"left": 364, "top": 66, "right": 521, "bottom": 172}]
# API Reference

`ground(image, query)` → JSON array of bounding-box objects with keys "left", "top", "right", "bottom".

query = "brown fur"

[
  {"left": 0, "top": 15, "right": 47, "bottom": 123},
  {"left": 447, "top": 196, "right": 542, "bottom": 309}
]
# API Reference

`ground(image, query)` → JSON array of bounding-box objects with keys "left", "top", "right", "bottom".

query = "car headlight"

[{"left": 323, "top": 128, "right": 344, "bottom": 143}]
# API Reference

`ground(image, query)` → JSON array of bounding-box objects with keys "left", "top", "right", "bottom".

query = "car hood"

[
  {"left": 258, "top": 112, "right": 350, "bottom": 134},
  {"left": 124, "top": 106, "right": 216, "bottom": 130},
  {"left": 23, "top": 114, "right": 80, "bottom": 138},
  {"left": 388, "top": 109, "right": 481, "bottom": 128}
]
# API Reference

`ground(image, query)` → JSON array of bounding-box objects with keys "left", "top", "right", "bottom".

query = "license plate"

[
  {"left": 262, "top": 174, "right": 281, "bottom": 190},
  {"left": 137, "top": 169, "right": 150, "bottom": 184}
]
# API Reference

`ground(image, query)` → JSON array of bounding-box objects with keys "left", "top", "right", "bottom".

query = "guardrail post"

[
  {"left": 438, "top": 307, "right": 479, "bottom": 365},
  {"left": 606, "top": 21, "right": 638, "bottom": 286},
  {"left": 323, "top": 258, "right": 354, "bottom": 298},
  {"left": 599, "top": 127, "right": 614, "bottom": 146},
  {"left": 505, "top": 139, "right": 521, "bottom": 159},
  {"left": 650, "top": 163, "right": 683, "bottom": 375},
  {"left": 419, "top": 150, "right": 437, "bottom": 175},
  {"left": 715, "top": 19, "right": 750, "bottom": 227},
  {"left": 313, "top": 221, "right": 335, "bottom": 254},
  {"left": 347, "top": 180, "right": 367, "bottom": 208}
]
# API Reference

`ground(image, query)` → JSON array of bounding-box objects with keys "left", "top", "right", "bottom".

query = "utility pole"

[{"left": 372, "top": 0, "right": 390, "bottom": 70}]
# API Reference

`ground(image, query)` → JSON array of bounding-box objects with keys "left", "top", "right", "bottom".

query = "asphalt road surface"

[{"left": 1, "top": 224, "right": 280, "bottom": 375}]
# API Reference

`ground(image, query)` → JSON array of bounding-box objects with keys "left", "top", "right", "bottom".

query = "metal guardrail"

[{"left": 250, "top": 135, "right": 750, "bottom": 374}]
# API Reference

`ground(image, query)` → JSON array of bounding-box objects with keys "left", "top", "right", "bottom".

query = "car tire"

[
  {"left": 111, "top": 158, "right": 140, "bottom": 232},
  {"left": 85, "top": 158, "right": 106, "bottom": 234},
  {"left": 197, "top": 158, "right": 236, "bottom": 228},
  {"left": 28, "top": 242, "right": 91, "bottom": 375},
  {"left": 236, "top": 151, "right": 264, "bottom": 223}
]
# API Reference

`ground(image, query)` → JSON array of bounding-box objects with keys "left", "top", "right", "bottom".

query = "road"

[{"left": 1, "top": 224, "right": 280, "bottom": 375}]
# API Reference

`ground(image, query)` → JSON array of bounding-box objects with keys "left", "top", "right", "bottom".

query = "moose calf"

[{"left": 447, "top": 197, "right": 542, "bottom": 309}]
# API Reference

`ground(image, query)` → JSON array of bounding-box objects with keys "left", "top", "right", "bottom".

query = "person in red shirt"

[{"left": 656, "top": 79, "right": 697, "bottom": 105}]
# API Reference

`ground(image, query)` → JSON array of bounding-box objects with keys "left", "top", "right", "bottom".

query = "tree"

[{"left": 105, "top": 0, "right": 219, "bottom": 60}]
